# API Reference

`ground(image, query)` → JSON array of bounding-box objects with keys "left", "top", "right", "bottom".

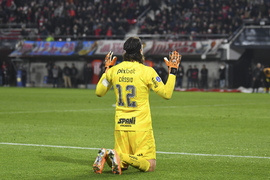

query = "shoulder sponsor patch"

[{"left": 156, "top": 76, "right": 161, "bottom": 82}]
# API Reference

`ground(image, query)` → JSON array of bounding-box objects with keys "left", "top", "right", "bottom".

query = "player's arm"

[
  {"left": 155, "top": 74, "right": 176, "bottom": 100},
  {"left": 96, "top": 73, "right": 112, "bottom": 97},
  {"left": 95, "top": 51, "right": 117, "bottom": 97},
  {"left": 152, "top": 51, "right": 182, "bottom": 100}
]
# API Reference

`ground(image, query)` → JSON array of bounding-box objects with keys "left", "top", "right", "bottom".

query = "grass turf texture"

[{"left": 0, "top": 87, "right": 269, "bottom": 179}]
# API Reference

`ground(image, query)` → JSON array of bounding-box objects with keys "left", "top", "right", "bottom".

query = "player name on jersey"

[{"left": 119, "top": 76, "right": 133, "bottom": 82}]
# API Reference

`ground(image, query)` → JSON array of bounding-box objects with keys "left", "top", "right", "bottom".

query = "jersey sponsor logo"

[
  {"left": 117, "top": 68, "right": 136, "bottom": 74},
  {"left": 119, "top": 76, "right": 133, "bottom": 82},
  {"left": 117, "top": 117, "right": 136, "bottom": 125},
  {"left": 156, "top": 76, "right": 161, "bottom": 82},
  {"left": 152, "top": 77, "right": 158, "bottom": 88}
]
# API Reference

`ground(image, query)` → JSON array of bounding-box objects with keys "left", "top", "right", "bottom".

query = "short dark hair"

[{"left": 123, "top": 37, "right": 144, "bottom": 64}]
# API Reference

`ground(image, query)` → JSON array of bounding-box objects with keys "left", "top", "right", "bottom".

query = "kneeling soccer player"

[{"left": 93, "top": 37, "right": 182, "bottom": 174}]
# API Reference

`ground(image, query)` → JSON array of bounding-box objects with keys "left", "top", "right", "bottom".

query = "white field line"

[
  {"left": 0, "top": 109, "right": 110, "bottom": 115},
  {"left": 0, "top": 103, "right": 259, "bottom": 115},
  {"left": 157, "top": 151, "right": 270, "bottom": 159},
  {"left": 0, "top": 142, "right": 269, "bottom": 160},
  {"left": 0, "top": 142, "right": 100, "bottom": 150}
]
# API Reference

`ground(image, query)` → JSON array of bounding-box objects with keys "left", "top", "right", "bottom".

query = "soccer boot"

[
  {"left": 93, "top": 148, "right": 107, "bottom": 174},
  {"left": 108, "top": 149, "right": 122, "bottom": 175}
]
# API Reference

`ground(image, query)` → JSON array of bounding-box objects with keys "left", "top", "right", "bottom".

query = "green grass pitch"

[{"left": 0, "top": 87, "right": 269, "bottom": 179}]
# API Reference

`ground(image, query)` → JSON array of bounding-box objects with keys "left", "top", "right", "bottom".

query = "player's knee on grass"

[
  {"left": 120, "top": 153, "right": 154, "bottom": 172},
  {"left": 147, "top": 159, "right": 156, "bottom": 172}
]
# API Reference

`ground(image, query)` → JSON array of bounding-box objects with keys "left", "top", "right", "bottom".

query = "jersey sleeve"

[
  {"left": 95, "top": 69, "right": 113, "bottom": 97},
  {"left": 148, "top": 67, "right": 176, "bottom": 100}
]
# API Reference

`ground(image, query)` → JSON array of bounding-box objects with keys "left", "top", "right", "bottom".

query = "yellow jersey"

[
  {"left": 264, "top": 68, "right": 270, "bottom": 78},
  {"left": 96, "top": 61, "right": 176, "bottom": 131}
]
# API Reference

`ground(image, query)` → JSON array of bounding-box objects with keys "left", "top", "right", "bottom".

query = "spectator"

[
  {"left": 106, "top": 26, "right": 114, "bottom": 38},
  {"left": 2, "top": 61, "right": 9, "bottom": 86},
  {"left": 54, "top": 3, "right": 64, "bottom": 17},
  {"left": 46, "top": 33, "right": 54, "bottom": 41},
  {"left": 57, "top": 66, "right": 63, "bottom": 87},
  {"left": 176, "top": 65, "right": 184, "bottom": 88},
  {"left": 252, "top": 63, "right": 263, "bottom": 93},
  {"left": 95, "top": 25, "right": 102, "bottom": 37},
  {"left": 200, "top": 64, "right": 208, "bottom": 89},
  {"left": 45, "top": 61, "right": 54, "bottom": 84},
  {"left": 71, "top": 63, "right": 78, "bottom": 88},
  {"left": 72, "top": 25, "right": 79, "bottom": 38},
  {"left": 186, "top": 65, "right": 193, "bottom": 89},
  {"left": 68, "top": 7, "right": 76, "bottom": 17},
  {"left": 116, "top": 26, "right": 126, "bottom": 37},
  {"left": 8, "top": 1, "right": 17, "bottom": 12},
  {"left": 21, "top": 67, "right": 27, "bottom": 87},
  {"left": 52, "top": 65, "right": 58, "bottom": 88},
  {"left": 20, "top": 25, "right": 28, "bottom": 40},
  {"left": 219, "top": 63, "right": 226, "bottom": 89},
  {"left": 84, "top": 63, "right": 93, "bottom": 87},
  {"left": 191, "top": 65, "right": 199, "bottom": 88},
  {"left": 263, "top": 65, "right": 270, "bottom": 93},
  {"left": 63, "top": 63, "right": 72, "bottom": 88},
  {"left": 40, "top": 26, "right": 49, "bottom": 40},
  {"left": 246, "top": 66, "right": 253, "bottom": 88}
]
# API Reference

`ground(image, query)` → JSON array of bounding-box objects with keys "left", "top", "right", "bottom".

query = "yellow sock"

[{"left": 120, "top": 153, "right": 150, "bottom": 172}]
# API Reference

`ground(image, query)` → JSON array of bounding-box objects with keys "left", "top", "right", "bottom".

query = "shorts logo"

[
  {"left": 156, "top": 76, "right": 161, "bottom": 82},
  {"left": 129, "top": 155, "right": 138, "bottom": 160},
  {"left": 117, "top": 117, "right": 136, "bottom": 125}
]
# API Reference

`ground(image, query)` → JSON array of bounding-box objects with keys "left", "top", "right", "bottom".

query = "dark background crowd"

[
  {"left": 138, "top": 0, "right": 270, "bottom": 37},
  {"left": 0, "top": 0, "right": 151, "bottom": 40},
  {"left": 154, "top": 63, "right": 225, "bottom": 89},
  {"left": 1, "top": 0, "right": 270, "bottom": 40},
  {"left": 45, "top": 61, "right": 93, "bottom": 88},
  {"left": 1, "top": 59, "right": 269, "bottom": 93}
]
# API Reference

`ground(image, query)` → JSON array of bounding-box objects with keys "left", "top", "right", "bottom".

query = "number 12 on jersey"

[{"left": 116, "top": 84, "right": 137, "bottom": 107}]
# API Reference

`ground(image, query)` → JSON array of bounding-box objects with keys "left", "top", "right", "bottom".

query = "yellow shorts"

[{"left": 114, "top": 130, "right": 156, "bottom": 160}]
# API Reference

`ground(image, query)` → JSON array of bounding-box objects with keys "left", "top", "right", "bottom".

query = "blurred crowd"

[
  {"left": 45, "top": 61, "right": 93, "bottom": 88},
  {"left": 153, "top": 62, "right": 270, "bottom": 93},
  {"left": 0, "top": 60, "right": 94, "bottom": 88},
  {"left": 1, "top": 60, "right": 269, "bottom": 93},
  {"left": 154, "top": 63, "right": 226, "bottom": 89},
  {"left": 138, "top": 0, "right": 270, "bottom": 37},
  {"left": 0, "top": 0, "right": 149, "bottom": 40},
  {"left": 1, "top": 0, "right": 270, "bottom": 40}
]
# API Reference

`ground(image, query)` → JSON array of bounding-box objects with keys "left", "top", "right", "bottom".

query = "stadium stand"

[
  {"left": 0, "top": 0, "right": 150, "bottom": 40},
  {"left": 1, "top": 0, "right": 270, "bottom": 90},
  {"left": 0, "top": 0, "right": 269, "bottom": 40},
  {"left": 138, "top": 0, "right": 270, "bottom": 38}
]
